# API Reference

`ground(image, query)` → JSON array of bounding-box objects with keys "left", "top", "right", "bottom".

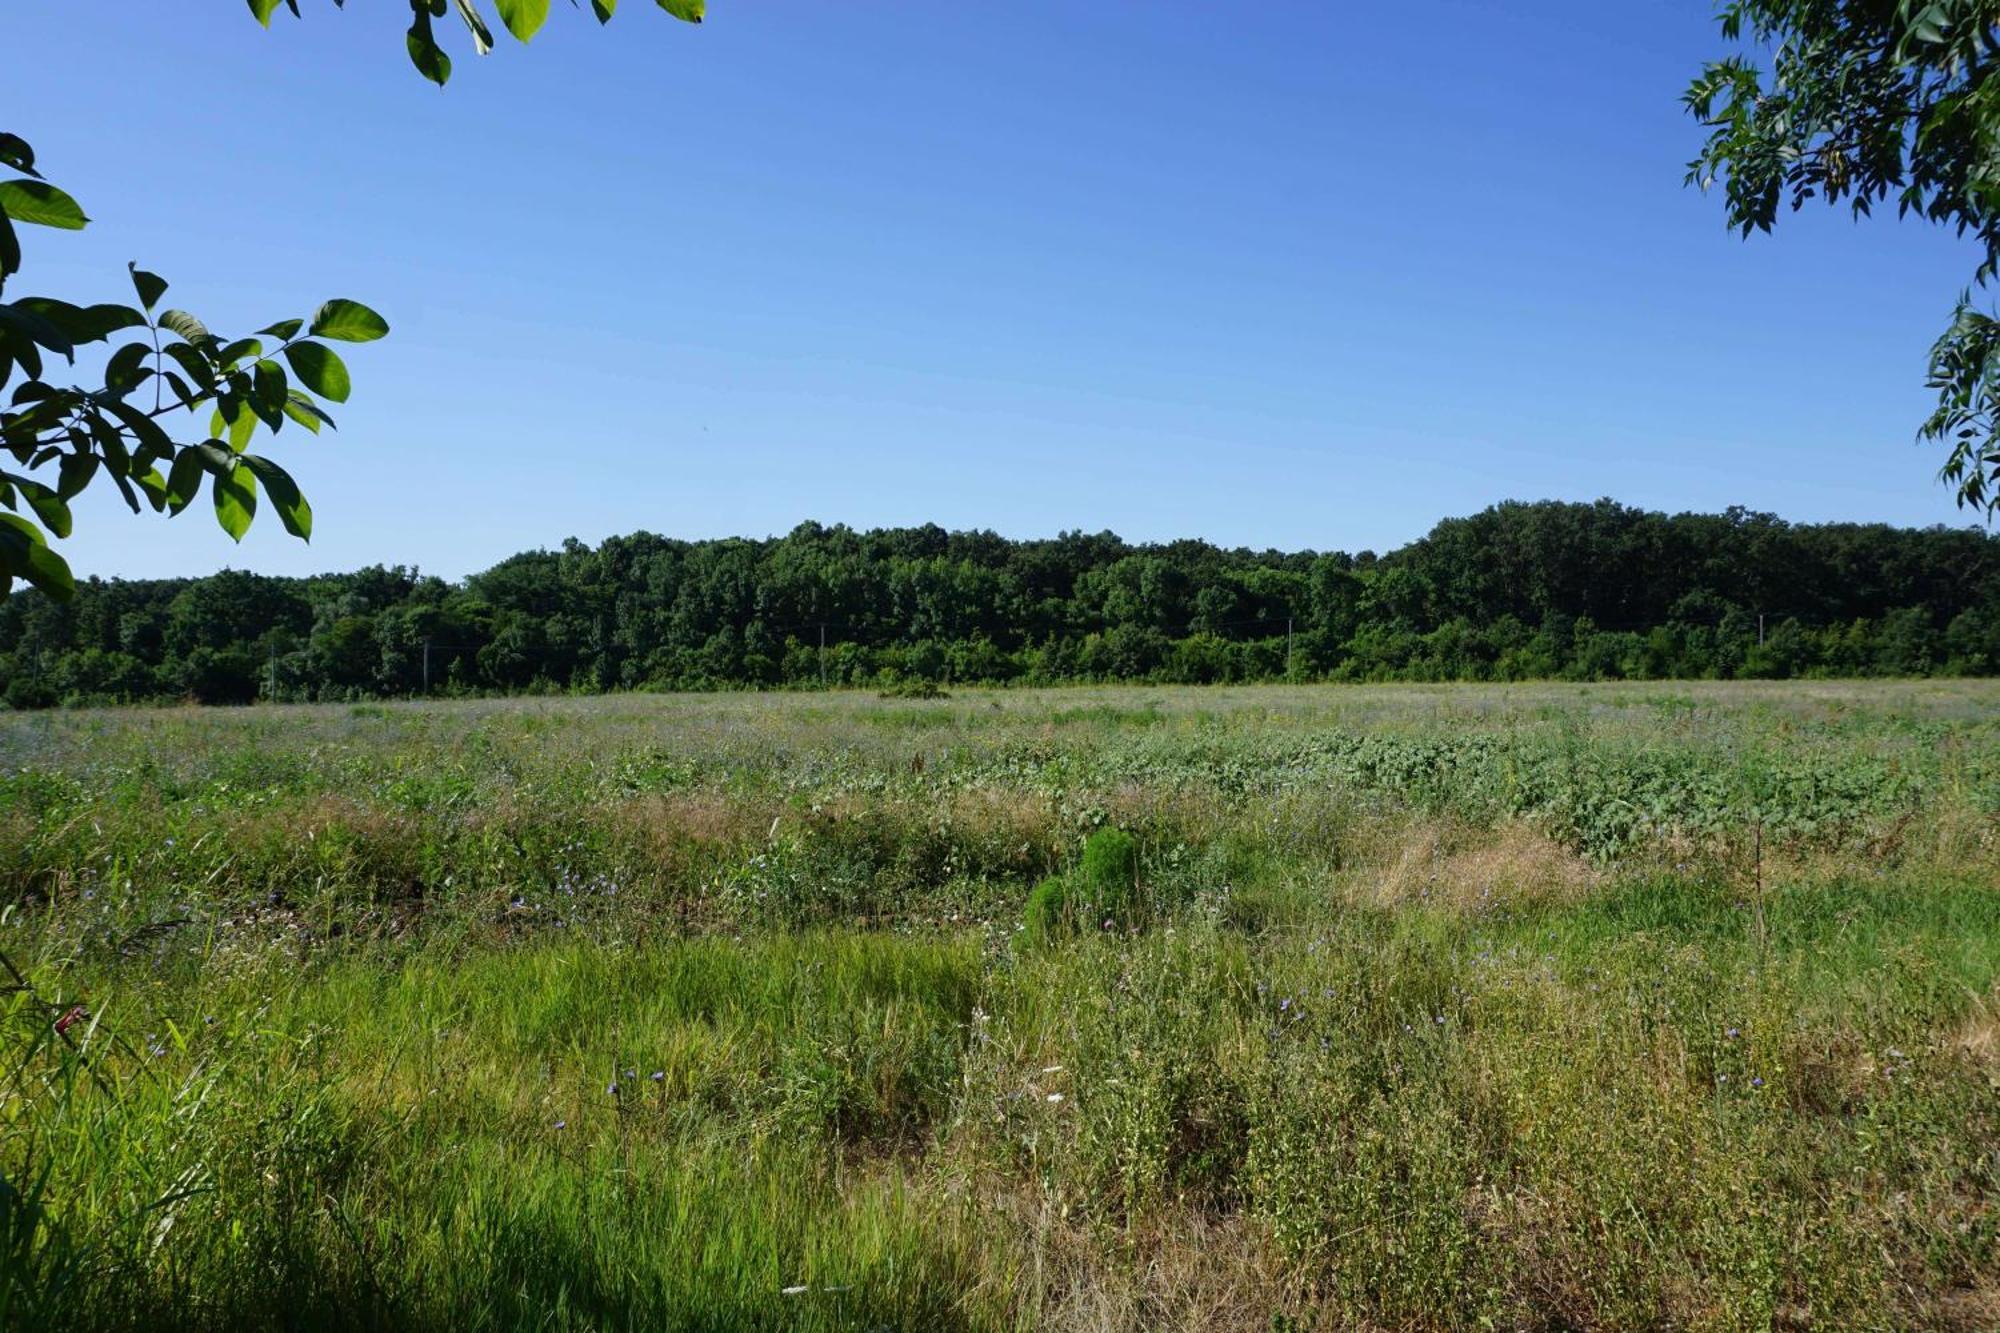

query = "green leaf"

[
  {"left": 493, "top": 0, "right": 547, "bottom": 41},
  {"left": 0, "top": 209, "right": 19, "bottom": 281},
  {"left": 591, "top": 0, "right": 616, "bottom": 20},
  {"left": 104, "top": 342, "right": 152, "bottom": 395},
  {"left": 284, "top": 341, "right": 351, "bottom": 402},
  {"left": 258, "top": 317, "right": 304, "bottom": 341},
  {"left": 454, "top": 0, "right": 496, "bottom": 52},
  {"left": 161, "top": 343, "right": 216, "bottom": 392},
  {"left": 308, "top": 299, "right": 389, "bottom": 342},
  {"left": 242, "top": 454, "right": 312, "bottom": 540},
  {"left": 101, "top": 400, "right": 176, "bottom": 467},
  {"left": 86, "top": 412, "right": 131, "bottom": 475},
  {"left": 134, "top": 465, "right": 169, "bottom": 513},
  {"left": 193, "top": 441, "right": 237, "bottom": 474},
  {"left": 655, "top": 0, "right": 702, "bottom": 22},
  {"left": 56, "top": 452, "right": 98, "bottom": 501},
  {"left": 128, "top": 263, "right": 168, "bottom": 311},
  {"left": 283, "top": 390, "right": 335, "bottom": 434},
  {"left": 164, "top": 448, "right": 204, "bottom": 515},
  {"left": 216, "top": 337, "right": 264, "bottom": 369},
  {"left": 0, "top": 300, "right": 74, "bottom": 359},
  {"left": 212, "top": 463, "right": 257, "bottom": 541},
  {"left": 159, "top": 309, "right": 211, "bottom": 344},
  {"left": 0, "top": 512, "right": 73, "bottom": 599},
  {"left": 247, "top": 0, "right": 285, "bottom": 26},
  {"left": 407, "top": 12, "right": 453, "bottom": 85},
  {"left": 251, "top": 360, "right": 288, "bottom": 430},
  {"left": 16, "top": 478, "right": 70, "bottom": 539},
  {"left": 227, "top": 399, "right": 257, "bottom": 452},
  {"left": 14, "top": 300, "right": 144, "bottom": 345},
  {"left": 0, "top": 135, "right": 37, "bottom": 180},
  {"left": 0, "top": 180, "right": 88, "bottom": 230},
  {"left": 2, "top": 332, "right": 44, "bottom": 381},
  {"left": 109, "top": 468, "right": 142, "bottom": 515}
]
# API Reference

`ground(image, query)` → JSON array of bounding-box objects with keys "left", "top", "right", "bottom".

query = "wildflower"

[
  {"left": 1279, "top": 998, "right": 1291, "bottom": 1012},
  {"left": 1751, "top": 1076, "right": 1764, "bottom": 1088},
  {"left": 1725, "top": 1027, "right": 1741, "bottom": 1040},
  {"left": 1045, "top": 1093, "right": 1064, "bottom": 1104},
  {"left": 781, "top": 1285, "right": 809, "bottom": 1296},
  {"left": 606, "top": 1081, "right": 619, "bottom": 1097},
  {"left": 53, "top": 1004, "right": 87, "bottom": 1036},
  {"left": 650, "top": 1070, "right": 665, "bottom": 1082},
  {"left": 553, "top": 1119, "right": 566, "bottom": 1130}
]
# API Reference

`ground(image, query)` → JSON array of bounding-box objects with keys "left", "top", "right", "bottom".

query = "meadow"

[{"left": 0, "top": 680, "right": 1995, "bottom": 1331}]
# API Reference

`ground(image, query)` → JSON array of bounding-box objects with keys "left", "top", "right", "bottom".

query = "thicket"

[{"left": 3, "top": 498, "right": 1997, "bottom": 707}]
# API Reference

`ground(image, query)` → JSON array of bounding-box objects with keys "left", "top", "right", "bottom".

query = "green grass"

[{"left": 0, "top": 681, "right": 1996, "bottom": 1330}]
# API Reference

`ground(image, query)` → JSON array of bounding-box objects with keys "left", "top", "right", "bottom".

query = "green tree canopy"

[{"left": 1687, "top": 0, "right": 2000, "bottom": 514}]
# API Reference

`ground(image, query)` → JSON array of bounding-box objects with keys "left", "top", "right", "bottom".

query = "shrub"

[
  {"left": 1077, "top": 827, "right": 1141, "bottom": 926},
  {"left": 1021, "top": 874, "right": 1069, "bottom": 947},
  {"left": 1024, "top": 829, "right": 1144, "bottom": 945}
]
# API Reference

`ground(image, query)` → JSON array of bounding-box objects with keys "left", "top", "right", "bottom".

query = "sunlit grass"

[{"left": 1, "top": 681, "right": 1994, "bottom": 1329}]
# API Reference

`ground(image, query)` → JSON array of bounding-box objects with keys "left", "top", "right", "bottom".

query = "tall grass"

[{"left": 0, "top": 681, "right": 1994, "bottom": 1329}]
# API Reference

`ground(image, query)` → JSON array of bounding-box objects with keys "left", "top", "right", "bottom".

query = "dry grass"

[
  {"left": 980, "top": 1189, "right": 1301, "bottom": 1333},
  {"left": 1952, "top": 988, "right": 2000, "bottom": 1088},
  {"left": 1357, "top": 819, "right": 1601, "bottom": 912}
]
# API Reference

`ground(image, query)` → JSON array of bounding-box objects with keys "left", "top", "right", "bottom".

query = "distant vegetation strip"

[{"left": 2, "top": 498, "right": 1995, "bottom": 706}]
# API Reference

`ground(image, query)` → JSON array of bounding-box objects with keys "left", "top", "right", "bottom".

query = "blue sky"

[{"left": 9, "top": 1, "right": 1986, "bottom": 580}]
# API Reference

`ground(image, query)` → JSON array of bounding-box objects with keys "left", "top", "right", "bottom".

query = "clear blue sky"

[{"left": 10, "top": 1, "right": 1986, "bottom": 580}]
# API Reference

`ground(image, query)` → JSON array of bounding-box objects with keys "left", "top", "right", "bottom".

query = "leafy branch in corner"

[
  {"left": 0, "top": 132, "right": 384, "bottom": 599},
  {"left": 1686, "top": 0, "right": 2000, "bottom": 516},
  {"left": 3, "top": 0, "right": 706, "bottom": 600}
]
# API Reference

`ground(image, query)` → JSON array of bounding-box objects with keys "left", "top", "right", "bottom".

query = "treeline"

[{"left": 2, "top": 499, "right": 1997, "bottom": 707}]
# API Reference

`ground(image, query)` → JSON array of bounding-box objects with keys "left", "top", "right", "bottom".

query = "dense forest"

[{"left": 2, "top": 499, "right": 1996, "bottom": 707}]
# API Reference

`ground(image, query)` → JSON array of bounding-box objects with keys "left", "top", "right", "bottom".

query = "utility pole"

[
  {"left": 1757, "top": 613, "right": 1765, "bottom": 646},
  {"left": 422, "top": 638, "right": 431, "bottom": 695}
]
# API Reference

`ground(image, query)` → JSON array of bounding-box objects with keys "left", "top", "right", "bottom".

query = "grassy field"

[{"left": 0, "top": 681, "right": 1996, "bottom": 1331}]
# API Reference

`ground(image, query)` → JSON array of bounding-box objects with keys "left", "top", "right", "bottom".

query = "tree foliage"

[
  {"left": 0, "top": 130, "right": 382, "bottom": 599},
  {"left": 1, "top": 0, "right": 705, "bottom": 600},
  {"left": 3, "top": 499, "right": 1994, "bottom": 706},
  {"left": 1687, "top": 0, "right": 2000, "bottom": 512},
  {"left": 250, "top": 0, "right": 705, "bottom": 88}
]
